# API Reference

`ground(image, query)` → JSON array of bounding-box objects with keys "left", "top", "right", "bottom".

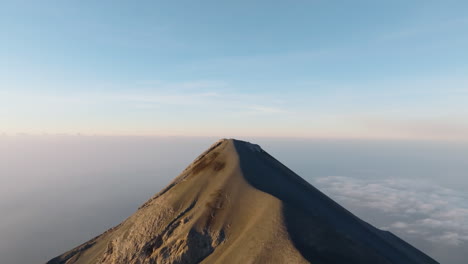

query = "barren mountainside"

[{"left": 47, "top": 139, "right": 439, "bottom": 264}]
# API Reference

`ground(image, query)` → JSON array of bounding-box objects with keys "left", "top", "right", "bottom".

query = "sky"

[{"left": 1, "top": 0, "right": 468, "bottom": 139}]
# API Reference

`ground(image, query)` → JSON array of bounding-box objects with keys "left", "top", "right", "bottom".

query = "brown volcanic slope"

[{"left": 47, "top": 139, "right": 439, "bottom": 264}]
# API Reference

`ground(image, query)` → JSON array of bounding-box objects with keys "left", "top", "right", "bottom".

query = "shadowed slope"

[
  {"left": 47, "top": 139, "right": 439, "bottom": 264},
  {"left": 233, "top": 140, "right": 439, "bottom": 264}
]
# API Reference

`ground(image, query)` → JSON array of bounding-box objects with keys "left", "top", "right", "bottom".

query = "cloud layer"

[{"left": 314, "top": 176, "right": 468, "bottom": 246}]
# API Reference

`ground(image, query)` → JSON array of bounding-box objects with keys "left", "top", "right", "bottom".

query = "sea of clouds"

[{"left": 314, "top": 176, "right": 468, "bottom": 247}]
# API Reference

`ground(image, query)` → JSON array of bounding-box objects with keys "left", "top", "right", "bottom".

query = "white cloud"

[
  {"left": 0, "top": 81, "right": 287, "bottom": 115},
  {"left": 244, "top": 105, "right": 288, "bottom": 114},
  {"left": 390, "top": 221, "right": 409, "bottom": 229},
  {"left": 428, "top": 232, "right": 466, "bottom": 246},
  {"left": 314, "top": 176, "right": 468, "bottom": 246}
]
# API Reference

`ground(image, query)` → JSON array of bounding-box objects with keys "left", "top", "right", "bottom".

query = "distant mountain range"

[{"left": 47, "top": 139, "right": 439, "bottom": 264}]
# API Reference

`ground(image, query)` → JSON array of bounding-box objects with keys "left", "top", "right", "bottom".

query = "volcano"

[{"left": 47, "top": 139, "right": 439, "bottom": 264}]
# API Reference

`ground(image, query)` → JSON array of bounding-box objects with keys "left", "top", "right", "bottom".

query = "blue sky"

[{"left": 1, "top": 0, "right": 468, "bottom": 139}]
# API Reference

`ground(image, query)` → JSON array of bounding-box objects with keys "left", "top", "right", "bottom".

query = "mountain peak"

[
  {"left": 231, "top": 139, "right": 264, "bottom": 152},
  {"left": 47, "top": 139, "right": 439, "bottom": 264},
  {"left": 205, "top": 138, "right": 264, "bottom": 153}
]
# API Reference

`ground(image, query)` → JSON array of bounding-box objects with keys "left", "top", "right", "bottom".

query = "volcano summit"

[{"left": 47, "top": 139, "right": 439, "bottom": 264}]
